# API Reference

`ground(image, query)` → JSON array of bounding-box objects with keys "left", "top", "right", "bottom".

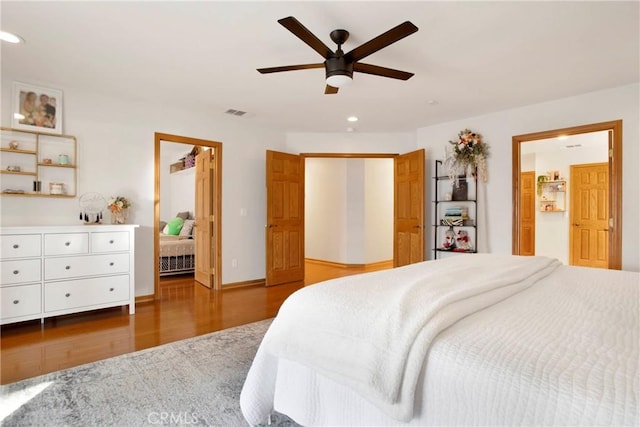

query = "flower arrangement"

[
  {"left": 107, "top": 196, "right": 131, "bottom": 212},
  {"left": 444, "top": 129, "right": 490, "bottom": 184}
]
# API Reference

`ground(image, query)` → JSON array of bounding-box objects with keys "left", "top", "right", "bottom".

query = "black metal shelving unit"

[{"left": 432, "top": 160, "right": 478, "bottom": 258}]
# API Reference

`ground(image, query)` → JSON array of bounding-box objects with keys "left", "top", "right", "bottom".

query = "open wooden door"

[
  {"left": 394, "top": 149, "right": 425, "bottom": 267},
  {"left": 194, "top": 148, "right": 214, "bottom": 287},
  {"left": 570, "top": 162, "right": 609, "bottom": 268},
  {"left": 265, "top": 150, "right": 305, "bottom": 286},
  {"left": 519, "top": 171, "right": 536, "bottom": 255}
]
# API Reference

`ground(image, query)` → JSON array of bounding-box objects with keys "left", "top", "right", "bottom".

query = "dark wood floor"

[{"left": 0, "top": 260, "right": 392, "bottom": 385}]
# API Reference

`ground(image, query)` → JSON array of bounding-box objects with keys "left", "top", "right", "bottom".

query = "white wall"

[
  {"left": 169, "top": 167, "right": 195, "bottom": 220},
  {"left": 417, "top": 83, "right": 639, "bottom": 271},
  {"left": 1, "top": 78, "right": 287, "bottom": 295},
  {"left": 305, "top": 157, "right": 393, "bottom": 264},
  {"left": 365, "top": 158, "right": 394, "bottom": 263},
  {"left": 305, "top": 158, "right": 348, "bottom": 262}
]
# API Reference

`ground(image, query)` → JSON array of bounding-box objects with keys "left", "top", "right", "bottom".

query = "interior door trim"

[
  {"left": 511, "top": 120, "right": 622, "bottom": 269},
  {"left": 154, "top": 132, "right": 223, "bottom": 297}
]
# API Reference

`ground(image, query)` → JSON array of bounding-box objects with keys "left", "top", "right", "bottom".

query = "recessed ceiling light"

[
  {"left": 0, "top": 31, "right": 24, "bottom": 44},
  {"left": 426, "top": 100, "right": 439, "bottom": 105},
  {"left": 347, "top": 116, "right": 358, "bottom": 122}
]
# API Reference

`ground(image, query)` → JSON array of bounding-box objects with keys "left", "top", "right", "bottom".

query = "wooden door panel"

[
  {"left": 194, "top": 149, "right": 213, "bottom": 287},
  {"left": 266, "top": 151, "right": 304, "bottom": 286},
  {"left": 519, "top": 171, "right": 535, "bottom": 256},
  {"left": 570, "top": 163, "right": 608, "bottom": 268},
  {"left": 394, "top": 149, "right": 425, "bottom": 267}
]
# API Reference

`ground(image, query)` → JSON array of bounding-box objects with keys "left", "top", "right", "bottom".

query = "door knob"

[{"left": 267, "top": 224, "right": 276, "bottom": 228}]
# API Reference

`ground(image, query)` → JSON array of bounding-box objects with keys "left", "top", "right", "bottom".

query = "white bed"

[
  {"left": 159, "top": 234, "right": 195, "bottom": 276},
  {"left": 240, "top": 255, "right": 639, "bottom": 426}
]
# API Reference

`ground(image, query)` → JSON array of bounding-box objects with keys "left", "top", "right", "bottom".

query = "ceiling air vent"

[{"left": 225, "top": 109, "right": 247, "bottom": 116}]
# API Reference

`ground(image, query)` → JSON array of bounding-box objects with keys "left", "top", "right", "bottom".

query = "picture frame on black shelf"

[
  {"left": 11, "top": 82, "right": 63, "bottom": 134},
  {"left": 451, "top": 176, "right": 468, "bottom": 201}
]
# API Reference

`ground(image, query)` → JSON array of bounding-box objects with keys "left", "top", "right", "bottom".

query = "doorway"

[
  {"left": 265, "top": 150, "right": 425, "bottom": 286},
  {"left": 512, "top": 120, "right": 622, "bottom": 269},
  {"left": 154, "top": 133, "right": 223, "bottom": 297}
]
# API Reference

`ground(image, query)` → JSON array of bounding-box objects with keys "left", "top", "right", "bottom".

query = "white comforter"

[{"left": 241, "top": 255, "right": 621, "bottom": 425}]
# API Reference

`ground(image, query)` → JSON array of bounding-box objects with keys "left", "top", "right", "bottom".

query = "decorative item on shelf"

[
  {"left": 58, "top": 154, "right": 69, "bottom": 165},
  {"left": 9, "top": 140, "right": 19, "bottom": 150},
  {"left": 536, "top": 175, "right": 548, "bottom": 196},
  {"left": 6, "top": 165, "right": 21, "bottom": 172},
  {"left": 79, "top": 192, "right": 107, "bottom": 224},
  {"left": 43, "top": 158, "right": 52, "bottom": 164},
  {"left": 444, "top": 128, "right": 490, "bottom": 185},
  {"left": 451, "top": 176, "right": 468, "bottom": 200},
  {"left": 32, "top": 180, "right": 41, "bottom": 192},
  {"left": 108, "top": 195, "right": 131, "bottom": 224},
  {"left": 442, "top": 226, "right": 457, "bottom": 250},
  {"left": 455, "top": 230, "right": 473, "bottom": 251},
  {"left": 49, "top": 182, "right": 65, "bottom": 195}
]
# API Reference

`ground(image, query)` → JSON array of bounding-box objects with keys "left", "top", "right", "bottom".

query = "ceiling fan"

[{"left": 257, "top": 16, "right": 419, "bottom": 94}]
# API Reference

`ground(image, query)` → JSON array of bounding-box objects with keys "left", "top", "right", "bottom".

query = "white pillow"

[{"left": 179, "top": 219, "right": 195, "bottom": 238}]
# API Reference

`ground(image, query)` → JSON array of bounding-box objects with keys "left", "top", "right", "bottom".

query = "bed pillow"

[
  {"left": 159, "top": 220, "right": 167, "bottom": 232},
  {"left": 179, "top": 219, "right": 195, "bottom": 238},
  {"left": 164, "top": 217, "right": 184, "bottom": 235}
]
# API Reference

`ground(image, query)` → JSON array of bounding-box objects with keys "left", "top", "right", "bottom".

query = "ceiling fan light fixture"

[{"left": 326, "top": 74, "right": 352, "bottom": 88}]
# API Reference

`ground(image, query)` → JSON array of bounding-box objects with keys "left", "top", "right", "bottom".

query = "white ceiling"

[{"left": 2, "top": 1, "right": 638, "bottom": 133}]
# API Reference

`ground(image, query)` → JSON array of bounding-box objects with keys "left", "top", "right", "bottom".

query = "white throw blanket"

[{"left": 251, "top": 254, "right": 561, "bottom": 422}]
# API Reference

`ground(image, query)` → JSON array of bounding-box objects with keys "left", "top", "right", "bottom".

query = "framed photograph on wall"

[{"left": 11, "top": 82, "right": 63, "bottom": 134}]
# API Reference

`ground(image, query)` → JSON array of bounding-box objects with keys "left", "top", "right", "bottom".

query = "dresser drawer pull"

[
  {"left": 109, "top": 287, "right": 115, "bottom": 292},
  {"left": 13, "top": 299, "right": 19, "bottom": 304},
  {"left": 65, "top": 293, "right": 71, "bottom": 297},
  {"left": 12, "top": 244, "right": 19, "bottom": 249},
  {"left": 65, "top": 265, "right": 71, "bottom": 270},
  {"left": 109, "top": 240, "right": 114, "bottom": 244},
  {"left": 13, "top": 270, "right": 19, "bottom": 275},
  {"left": 109, "top": 262, "right": 115, "bottom": 266},
  {"left": 65, "top": 241, "right": 71, "bottom": 246}
]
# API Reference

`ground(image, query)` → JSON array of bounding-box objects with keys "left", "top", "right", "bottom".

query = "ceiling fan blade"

[
  {"left": 257, "top": 63, "right": 324, "bottom": 74},
  {"left": 324, "top": 84, "right": 339, "bottom": 95},
  {"left": 278, "top": 16, "right": 333, "bottom": 59},
  {"left": 346, "top": 21, "right": 418, "bottom": 62},
  {"left": 353, "top": 63, "right": 414, "bottom": 80}
]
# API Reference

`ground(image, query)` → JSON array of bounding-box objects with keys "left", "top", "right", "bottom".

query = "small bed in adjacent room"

[
  {"left": 159, "top": 234, "right": 195, "bottom": 276},
  {"left": 240, "top": 254, "right": 639, "bottom": 427},
  {"left": 159, "top": 214, "right": 195, "bottom": 276}
]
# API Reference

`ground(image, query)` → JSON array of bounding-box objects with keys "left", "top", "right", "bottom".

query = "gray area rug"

[{"left": 1, "top": 319, "right": 299, "bottom": 427}]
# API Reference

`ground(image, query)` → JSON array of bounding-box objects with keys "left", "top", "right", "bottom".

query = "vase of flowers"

[
  {"left": 108, "top": 196, "right": 131, "bottom": 224},
  {"left": 444, "top": 129, "right": 490, "bottom": 184}
]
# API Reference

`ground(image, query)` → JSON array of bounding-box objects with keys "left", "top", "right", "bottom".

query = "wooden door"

[
  {"left": 194, "top": 148, "right": 214, "bottom": 287},
  {"left": 394, "top": 149, "right": 425, "bottom": 267},
  {"left": 265, "top": 150, "right": 304, "bottom": 286},
  {"left": 519, "top": 171, "right": 536, "bottom": 255},
  {"left": 570, "top": 162, "right": 609, "bottom": 268}
]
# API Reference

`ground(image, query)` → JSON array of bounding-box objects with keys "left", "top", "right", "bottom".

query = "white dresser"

[{"left": 1, "top": 225, "right": 138, "bottom": 325}]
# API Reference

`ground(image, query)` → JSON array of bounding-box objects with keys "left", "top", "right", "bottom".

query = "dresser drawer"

[
  {"left": 44, "top": 233, "right": 89, "bottom": 256},
  {"left": 1, "top": 259, "right": 41, "bottom": 285},
  {"left": 1, "top": 234, "right": 41, "bottom": 259},
  {"left": 44, "top": 275, "right": 129, "bottom": 312},
  {"left": 91, "top": 232, "right": 130, "bottom": 253},
  {"left": 1, "top": 284, "right": 42, "bottom": 320},
  {"left": 44, "top": 253, "right": 130, "bottom": 280}
]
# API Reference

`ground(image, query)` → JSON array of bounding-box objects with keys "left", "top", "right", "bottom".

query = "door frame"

[
  {"left": 154, "top": 133, "right": 223, "bottom": 297},
  {"left": 511, "top": 120, "right": 622, "bottom": 269}
]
